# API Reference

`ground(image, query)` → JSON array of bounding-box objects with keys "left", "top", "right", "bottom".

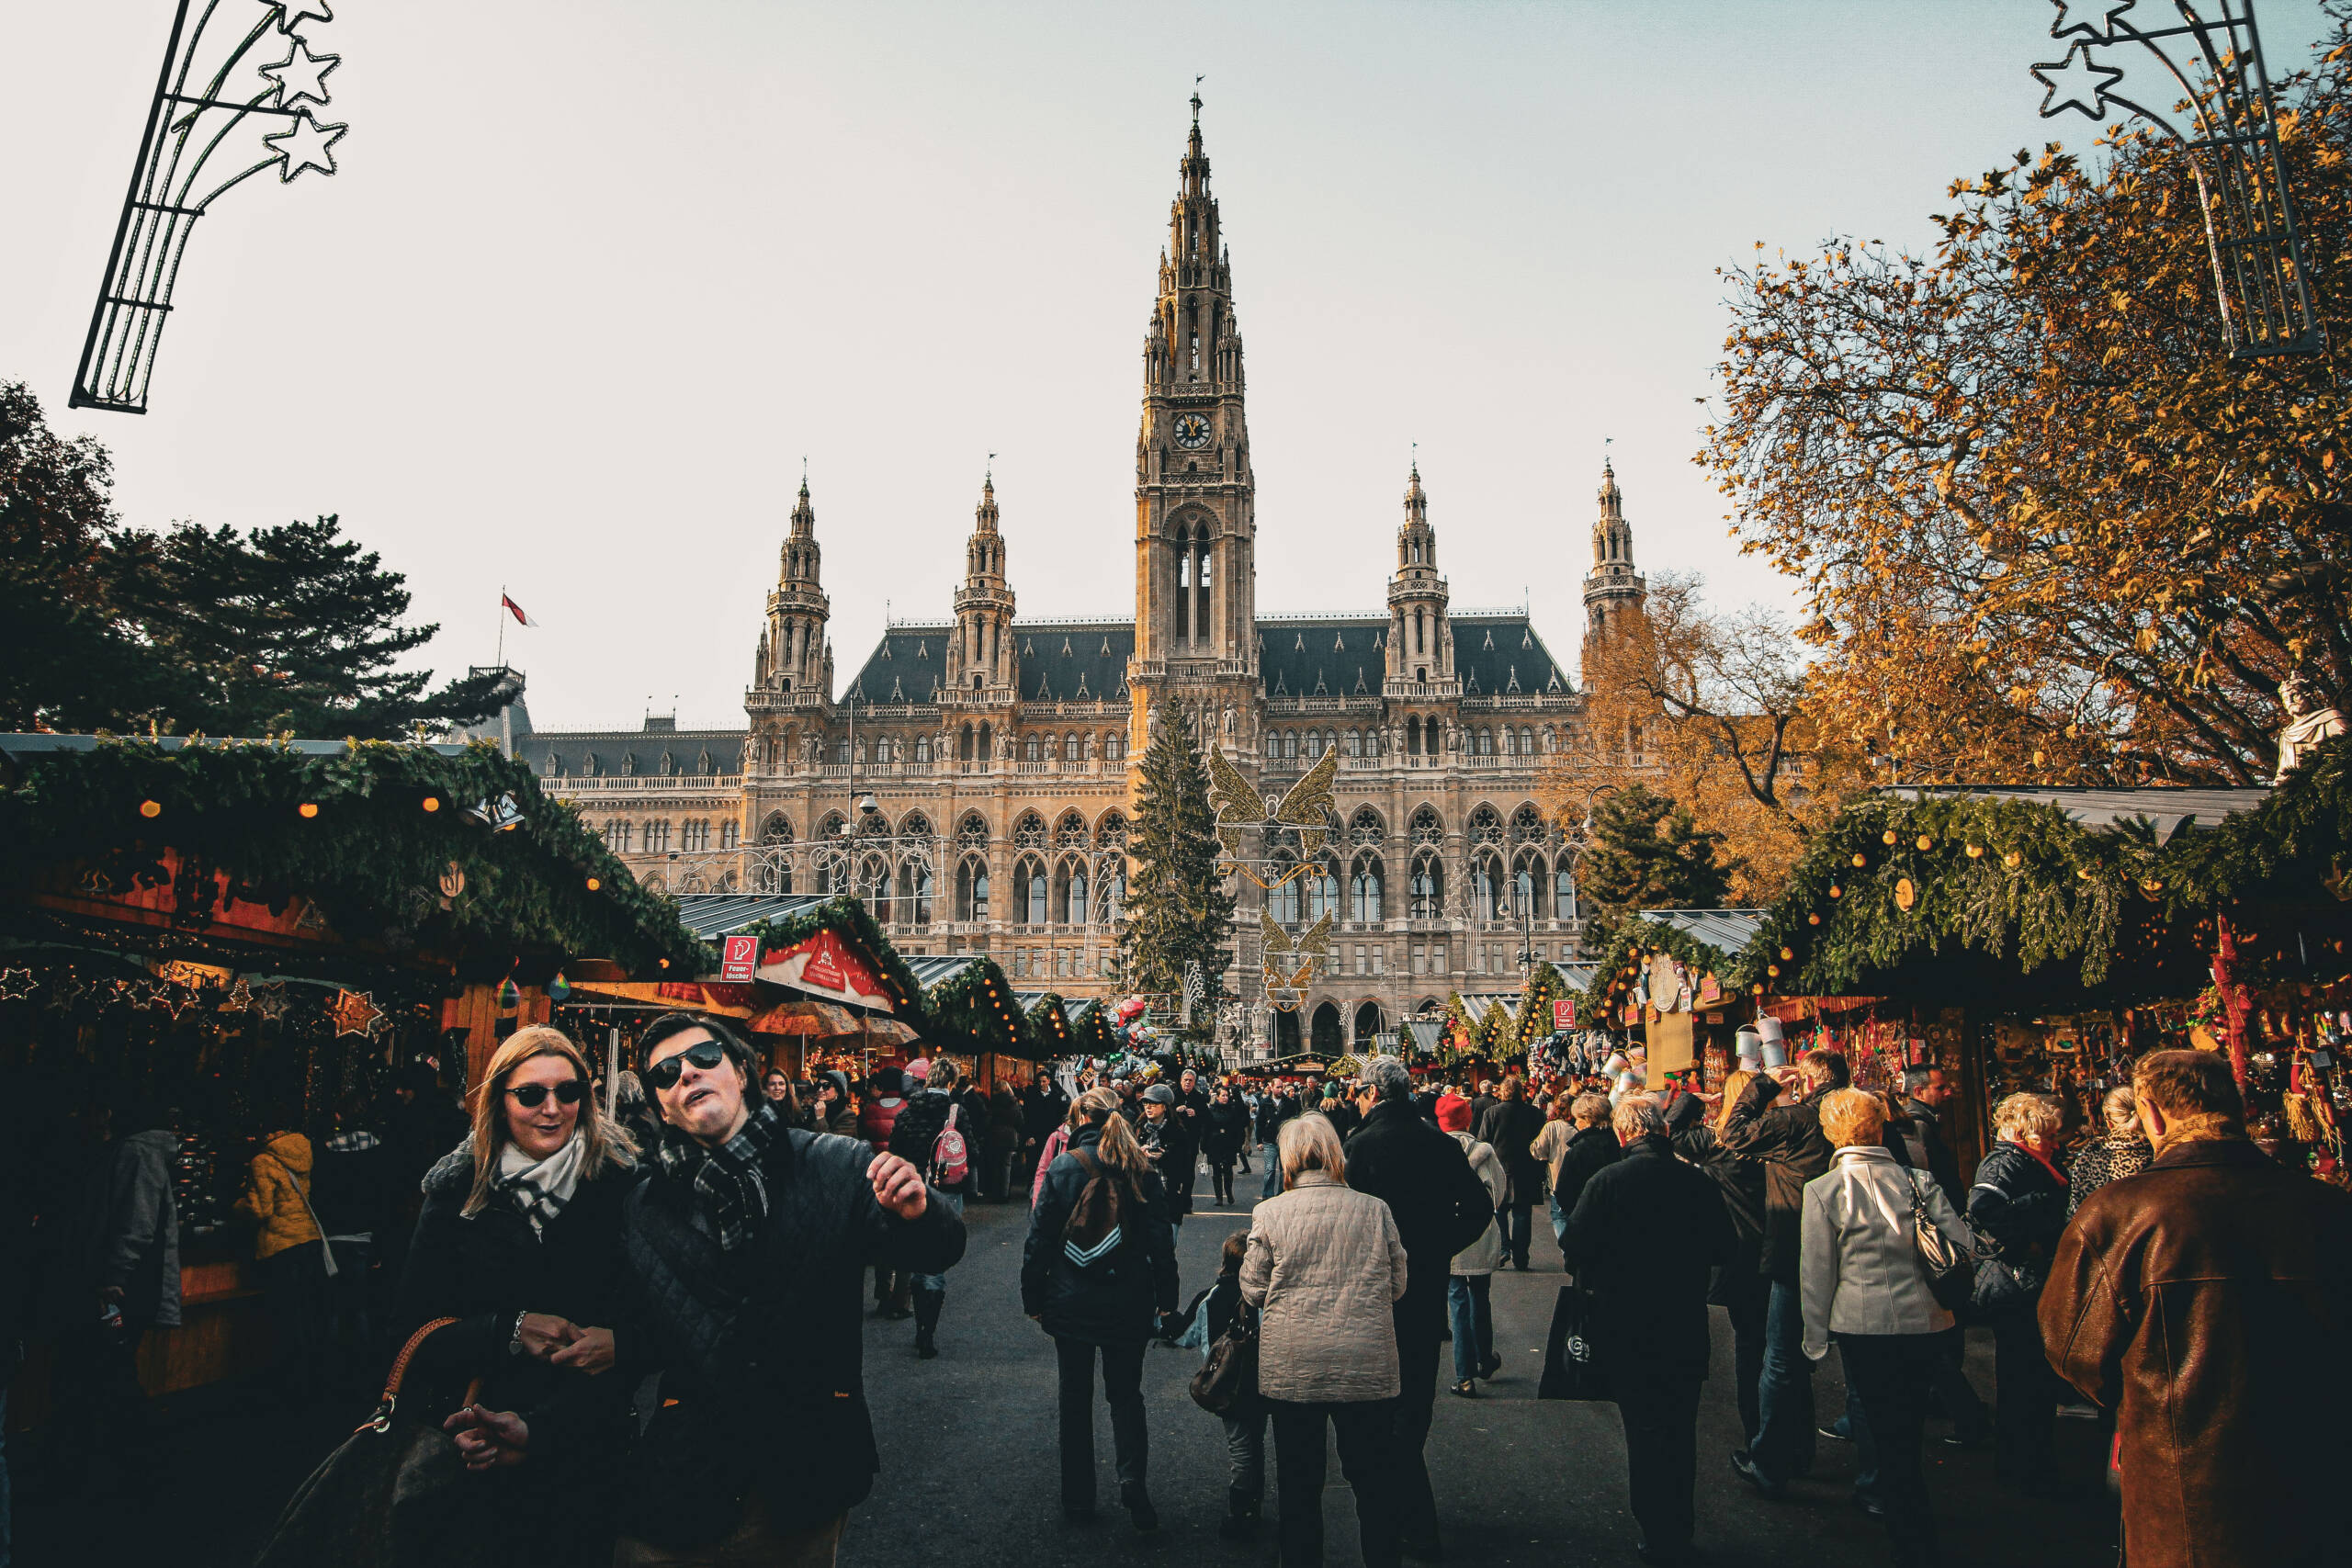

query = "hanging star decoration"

[
  {"left": 331, "top": 988, "right": 383, "bottom": 1038},
  {"left": 158, "top": 985, "right": 203, "bottom": 1022},
  {"left": 2048, "top": 0, "right": 2136, "bottom": 40},
  {"left": 2032, "top": 41, "right": 2126, "bottom": 120},
  {"left": 265, "top": 110, "right": 347, "bottom": 181},
  {"left": 46, "top": 973, "right": 87, "bottom": 1011},
  {"left": 276, "top": 0, "right": 334, "bottom": 31},
  {"left": 0, "top": 967, "right": 37, "bottom": 1002},
  {"left": 253, "top": 981, "right": 293, "bottom": 1021},
  {"left": 261, "top": 35, "right": 339, "bottom": 107},
  {"left": 219, "top": 976, "right": 254, "bottom": 1013}
]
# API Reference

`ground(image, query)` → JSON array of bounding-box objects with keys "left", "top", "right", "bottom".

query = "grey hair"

[
  {"left": 1901, "top": 1065, "right": 1939, "bottom": 1095},
  {"left": 1364, "top": 1055, "right": 1414, "bottom": 1102},
  {"left": 1610, "top": 1095, "right": 1667, "bottom": 1142}
]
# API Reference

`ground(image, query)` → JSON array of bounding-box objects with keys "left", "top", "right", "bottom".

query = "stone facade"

[{"left": 503, "top": 103, "right": 1647, "bottom": 1055}]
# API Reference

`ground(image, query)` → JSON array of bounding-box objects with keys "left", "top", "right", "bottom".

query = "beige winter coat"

[
  {"left": 1450, "top": 1134, "right": 1507, "bottom": 1277},
  {"left": 1241, "top": 1170, "right": 1408, "bottom": 1403}
]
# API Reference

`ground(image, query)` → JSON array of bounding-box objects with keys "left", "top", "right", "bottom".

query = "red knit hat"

[{"left": 1435, "top": 1092, "right": 1472, "bottom": 1133}]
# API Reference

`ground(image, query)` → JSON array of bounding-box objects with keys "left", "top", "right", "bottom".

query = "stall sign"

[
  {"left": 756, "top": 929, "right": 892, "bottom": 1010},
  {"left": 1697, "top": 972, "right": 1722, "bottom": 1007},
  {"left": 1553, "top": 998, "right": 1576, "bottom": 1031},
  {"left": 719, "top": 935, "right": 760, "bottom": 983}
]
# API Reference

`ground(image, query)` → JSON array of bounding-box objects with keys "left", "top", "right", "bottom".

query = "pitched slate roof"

[
  {"left": 506, "top": 726, "right": 746, "bottom": 779},
  {"left": 848, "top": 613, "right": 1573, "bottom": 706}
]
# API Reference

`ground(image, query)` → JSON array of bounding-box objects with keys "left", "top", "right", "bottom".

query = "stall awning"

[
  {"left": 1637, "top": 909, "right": 1770, "bottom": 954},
  {"left": 1402, "top": 1018, "right": 1444, "bottom": 1055},
  {"left": 672, "top": 893, "right": 831, "bottom": 940}
]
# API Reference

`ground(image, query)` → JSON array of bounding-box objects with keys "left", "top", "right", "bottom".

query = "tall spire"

[
  {"left": 1386, "top": 457, "right": 1452, "bottom": 693},
  {"left": 761, "top": 468, "right": 829, "bottom": 694},
  {"left": 1582, "top": 456, "right": 1646, "bottom": 688},
  {"left": 949, "top": 472, "right": 1016, "bottom": 694}
]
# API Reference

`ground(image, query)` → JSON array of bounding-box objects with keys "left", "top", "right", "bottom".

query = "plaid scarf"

[
  {"left": 656, "top": 1099, "right": 779, "bottom": 1252},
  {"left": 495, "top": 1131, "right": 586, "bottom": 1236}
]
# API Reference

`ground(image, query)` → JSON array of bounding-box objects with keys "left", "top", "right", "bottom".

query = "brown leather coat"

[{"left": 2040, "top": 1138, "right": 2352, "bottom": 1568}]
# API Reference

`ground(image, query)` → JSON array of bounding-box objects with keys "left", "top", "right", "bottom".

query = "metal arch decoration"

[
  {"left": 72, "top": 0, "right": 349, "bottom": 414},
  {"left": 2030, "top": 0, "right": 2322, "bottom": 358}
]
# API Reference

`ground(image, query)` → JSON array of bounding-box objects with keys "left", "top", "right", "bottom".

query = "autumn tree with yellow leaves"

[{"left": 1703, "top": 20, "right": 2352, "bottom": 788}]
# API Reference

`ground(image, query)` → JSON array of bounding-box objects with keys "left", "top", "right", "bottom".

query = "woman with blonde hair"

[
  {"left": 1242, "top": 1113, "right": 1409, "bottom": 1568},
  {"left": 2065, "top": 1085, "right": 2151, "bottom": 1217},
  {"left": 1801, "top": 1089, "right": 1976, "bottom": 1566},
  {"left": 1968, "top": 1090, "right": 2071, "bottom": 1497},
  {"left": 1022, "top": 1085, "right": 1180, "bottom": 1530},
  {"left": 391, "top": 1024, "right": 640, "bottom": 1565}
]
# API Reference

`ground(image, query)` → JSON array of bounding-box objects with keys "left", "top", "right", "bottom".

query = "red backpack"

[{"left": 930, "top": 1103, "right": 969, "bottom": 1188}]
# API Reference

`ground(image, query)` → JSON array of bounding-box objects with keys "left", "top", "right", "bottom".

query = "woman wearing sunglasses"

[{"left": 390, "top": 1024, "right": 640, "bottom": 1566}]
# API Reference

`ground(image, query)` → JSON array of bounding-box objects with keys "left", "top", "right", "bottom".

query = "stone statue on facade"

[{"left": 2276, "top": 673, "right": 2345, "bottom": 782}]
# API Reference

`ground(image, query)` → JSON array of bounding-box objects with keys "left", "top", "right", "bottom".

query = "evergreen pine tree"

[
  {"left": 1577, "top": 783, "right": 1734, "bottom": 947},
  {"left": 1115, "top": 701, "right": 1236, "bottom": 1027}
]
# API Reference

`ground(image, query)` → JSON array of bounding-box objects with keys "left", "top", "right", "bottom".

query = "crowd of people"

[{"left": 5, "top": 1032, "right": 2346, "bottom": 1568}]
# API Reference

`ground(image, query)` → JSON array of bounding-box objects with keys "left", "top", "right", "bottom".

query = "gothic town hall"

[{"left": 497, "top": 105, "right": 1648, "bottom": 1056}]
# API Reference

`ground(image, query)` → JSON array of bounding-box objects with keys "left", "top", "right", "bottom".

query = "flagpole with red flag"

[{"left": 496, "top": 587, "right": 537, "bottom": 668}]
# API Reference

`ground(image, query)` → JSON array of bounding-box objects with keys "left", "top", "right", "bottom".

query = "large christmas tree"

[
  {"left": 1577, "top": 783, "right": 1734, "bottom": 948},
  {"left": 1115, "top": 701, "right": 1237, "bottom": 1020}
]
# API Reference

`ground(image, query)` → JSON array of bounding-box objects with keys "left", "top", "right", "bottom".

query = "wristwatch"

[{"left": 507, "top": 1312, "right": 527, "bottom": 1358}]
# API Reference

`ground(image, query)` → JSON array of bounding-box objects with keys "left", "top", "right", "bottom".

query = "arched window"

[
  {"left": 865, "top": 856, "right": 892, "bottom": 922},
  {"left": 959, "top": 724, "right": 975, "bottom": 761},
  {"left": 958, "top": 858, "right": 989, "bottom": 921},
  {"left": 1057, "top": 811, "right": 1089, "bottom": 850},
  {"left": 835, "top": 737, "right": 851, "bottom": 765},
  {"left": 1064, "top": 732, "right": 1082, "bottom": 762},
  {"left": 977, "top": 721, "right": 992, "bottom": 761},
  {"left": 1512, "top": 805, "right": 1545, "bottom": 842},
  {"left": 1269, "top": 862, "right": 1302, "bottom": 925},
  {"left": 1472, "top": 853, "right": 1503, "bottom": 921},
  {"left": 1024, "top": 732, "right": 1044, "bottom": 762},
  {"left": 1476, "top": 728, "right": 1495, "bottom": 756},
  {"left": 1019, "top": 857, "right": 1048, "bottom": 924},
  {"left": 1554, "top": 865, "right": 1577, "bottom": 921},
  {"left": 1013, "top": 812, "right": 1047, "bottom": 850},
  {"left": 956, "top": 812, "right": 989, "bottom": 850},
  {"left": 1283, "top": 730, "right": 1298, "bottom": 761},
  {"left": 1521, "top": 727, "right": 1536, "bottom": 757},
  {"left": 1350, "top": 857, "right": 1383, "bottom": 923},
  {"left": 1409, "top": 855, "right": 1442, "bottom": 919},
  {"left": 1407, "top": 715, "right": 1421, "bottom": 755},
  {"left": 1305, "top": 862, "right": 1340, "bottom": 921},
  {"left": 1468, "top": 805, "right": 1503, "bottom": 844},
  {"left": 1069, "top": 865, "right": 1089, "bottom": 925},
  {"left": 1511, "top": 852, "right": 1542, "bottom": 919},
  {"left": 1103, "top": 731, "right": 1126, "bottom": 762}
]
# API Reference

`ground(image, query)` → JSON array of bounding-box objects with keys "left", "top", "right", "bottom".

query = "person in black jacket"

[
  {"left": 1343, "top": 1057, "right": 1498, "bottom": 1561},
  {"left": 885, "top": 1056, "right": 981, "bottom": 1359},
  {"left": 592, "top": 1013, "right": 962, "bottom": 1568},
  {"left": 1202, "top": 1086, "right": 1250, "bottom": 1206},
  {"left": 1475, "top": 1077, "right": 1547, "bottom": 1270},
  {"left": 1562, "top": 1096, "right": 1736, "bottom": 1567},
  {"left": 1023, "top": 1087, "right": 1181, "bottom": 1532},
  {"left": 313, "top": 1088, "right": 397, "bottom": 1394},
  {"left": 395, "top": 1027, "right": 642, "bottom": 1568},
  {"left": 1969, "top": 1092, "right": 2073, "bottom": 1496},
  {"left": 1255, "top": 1083, "right": 1296, "bottom": 1199},
  {"left": 1666, "top": 1078, "right": 1770, "bottom": 1454},
  {"left": 1715, "top": 1052, "right": 1841, "bottom": 1497},
  {"left": 1544, "top": 1092, "right": 1623, "bottom": 1267}
]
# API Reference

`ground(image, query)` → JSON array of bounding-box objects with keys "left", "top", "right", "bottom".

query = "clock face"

[{"left": 1173, "top": 412, "right": 1212, "bottom": 449}]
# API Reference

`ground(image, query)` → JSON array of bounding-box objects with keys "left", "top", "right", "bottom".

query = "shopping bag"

[{"left": 1537, "top": 1284, "right": 1611, "bottom": 1402}]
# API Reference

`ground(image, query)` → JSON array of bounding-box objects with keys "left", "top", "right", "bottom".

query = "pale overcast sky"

[{"left": 1, "top": 1, "right": 2332, "bottom": 731}]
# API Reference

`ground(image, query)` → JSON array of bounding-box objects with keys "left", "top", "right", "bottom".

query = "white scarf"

[{"left": 496, "top": 1132, "right": 587, "bottom": 1235}]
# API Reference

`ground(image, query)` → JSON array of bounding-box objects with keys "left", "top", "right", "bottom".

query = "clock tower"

[{"left": 1129, "top": 94, "right": 1258, "bottom": 754}]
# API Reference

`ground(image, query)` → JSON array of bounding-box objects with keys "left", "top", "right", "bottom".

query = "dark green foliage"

[
  {"left": 1577, "top": 784, "right": 1733, "bottom": 947},
  {"left": 1517, "top": 960, "right": 1567, "bottom": 1049},
  {"left": 0, "top": 737, "right": 704, "bottom": 974},
  {"left": 1115, "top": 702, "right": 1236, "bottom": 1021},
  {"left": 0, "top": 380, "right": 511, "bottom": 738}
]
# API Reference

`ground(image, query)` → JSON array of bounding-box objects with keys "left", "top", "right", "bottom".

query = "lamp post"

[{"left": 2030, "top": 0, "right": 2322, "bottom": 357}]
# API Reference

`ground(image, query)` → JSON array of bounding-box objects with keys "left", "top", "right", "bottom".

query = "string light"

[
  {"left": 1882, "top": 830, "right": 1898, "bottom": 847},
  {"left": 1851, "top": 852, "right": 1868, "bottom": 868},
  {"left": 298, "top": 802, "right": 319, "bottom": 818},
  {"left": 1916, "top": 834, "right": 1933, "bottom": 852},
  {"left": 139, "top": 799, "right": 162, "bottom": 818},
  {"left": 422, "top": 795, "right": 441, "bottom": 813},
  {"left": 585, "top": 876, "right": 602, "bottom": 891}
]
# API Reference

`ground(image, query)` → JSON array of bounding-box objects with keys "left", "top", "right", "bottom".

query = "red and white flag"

[{"left": 501, "top": 593, "right": 537, "bottom": 627}]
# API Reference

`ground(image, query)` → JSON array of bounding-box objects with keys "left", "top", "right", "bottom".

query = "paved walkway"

[{"left": 11, "top": 1174, "right": 2120, "bottom": 1567}]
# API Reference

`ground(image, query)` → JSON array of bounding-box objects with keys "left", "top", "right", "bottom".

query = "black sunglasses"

[
  {"left": 504, "top": 1079, "right": 587, "bottom": 1109},
  {"left": 644, "top": 1038, "right": 729, "bottom": 1093}
]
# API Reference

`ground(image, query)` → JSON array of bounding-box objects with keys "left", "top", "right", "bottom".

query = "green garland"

[
  {"left": 919, "top": 953, "right": 1034, "bottom": 1058},
  {"left": 1476, "top": 998, "right": 1513, "bottom": 1055},
  {"left": 0, "top": 737, "right": 703, "bottom": 973},
  {"left": 1027, "top": 992, "right": 1075, "bottom": 1053},
  {"left": 1729, "top": 732, "right": 2351, "bottom": 1006},
  {"left": 1580, "top": 915, "right": 1744, "bottom": 1020},
  {"left": 1516, "top": 960, "right": 1568, "bottom": 1050}
]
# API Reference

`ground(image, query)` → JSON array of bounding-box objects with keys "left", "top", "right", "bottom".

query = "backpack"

[
  {"left": 1060, "top": 1148, "right": 1127, "bottom": 1269},
  {"left": 929, "top": 1104, "right": 969, "bottom": 1189}
]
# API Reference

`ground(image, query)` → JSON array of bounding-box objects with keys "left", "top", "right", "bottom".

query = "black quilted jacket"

[{"left": 617, "top": 1126, "right": 965, "bottom": 1538}]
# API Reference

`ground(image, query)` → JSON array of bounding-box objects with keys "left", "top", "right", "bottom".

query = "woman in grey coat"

[
  {"left": 1241, "top": 1113, "right": 1408, "bottom": 1568},
  {"left": 1801, "top": 1089, "right": 1976, "bottom": 1568}
]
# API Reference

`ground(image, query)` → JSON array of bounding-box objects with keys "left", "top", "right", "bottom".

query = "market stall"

[{"left": 0, "top": 733, "right": 700, "bottom": 1415}]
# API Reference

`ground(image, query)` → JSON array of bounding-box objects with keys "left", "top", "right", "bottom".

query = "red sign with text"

[
  {"left": 1553, "top": 998, "right": 1576, "bottom": 1031},
  {"left": 756, "top": 928, "right": 892, "bottom": 1010},
  {"left": 720, "top": 934, "right": 760, "bottom": 983}
]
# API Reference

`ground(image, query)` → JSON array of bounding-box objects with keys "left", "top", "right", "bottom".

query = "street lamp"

[{"left": 2030, "top": 0, "right": 2321, "bottom": 358}]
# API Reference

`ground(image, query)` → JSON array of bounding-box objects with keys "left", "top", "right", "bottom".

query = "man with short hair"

[
  {"left": 601, "top": 1014, "right": 965, "bottom": 1567},
  {"left": 1343, "top": 1056, "right": 1497, "bottom": 1561},
  {"left": 1716, "top": 1048, "right": 1843, "bottom": 1496},
  {"left": 1534, "top": 1092, "right": 1621, "bottom": 1262},
  {"left": 1898, "top": 1066, "right": 1962, "bottom": 1204},
  {"left": 2042, "top": 1050, "right": 2352, "bottom": 1568},
  {"left": 1562, "top": 1095, "right": 1735, "bottom": 1566}
]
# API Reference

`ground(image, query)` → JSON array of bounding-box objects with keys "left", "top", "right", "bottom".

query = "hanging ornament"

[
  {"left": 331, "top": 988, "right": 383, "bottom": 1038},
  {"left": 46, "top": 972, "right": 87, "bottom": 1011},
  {"left": 547, "top": 971, "right": 572, "bottom": 1003},
  {"left": 497, "top": 976, "right": 522, "bottom": 1010},
  {"left": 0, "top": 967, "right": 38, "bottom": 1001},
  {"left": 252, "top": 981, "right": 292, "bottom": 1021},
  {"left": 1895, "top": 877, "right": 1917, "bottom": 911},
  {"left": 437, "top": 862, "right": 467, "bottom": 909},
  {"left": 219, "top": 976, "right": 254, "bottom": 1013}
]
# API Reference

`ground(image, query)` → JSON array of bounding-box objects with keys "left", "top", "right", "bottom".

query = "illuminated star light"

[
  {"left": 2048, "top": 0, "right": 2137, "bottom": 41},
  {"left": 266, "top": 110, "right": 348, "bottom": 180},
  {"left": 275, "top": 0, "right": 333, "bottom": 35},
  {"left": 262, "top": 36, "right": 339, "bottom": 107},
  {"left": 2032, "top": 43, "right": 2126, "bottom": 120}
]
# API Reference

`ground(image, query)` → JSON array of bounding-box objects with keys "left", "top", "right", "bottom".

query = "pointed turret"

[
  {"left": 946, "top": 471, "right": 1018, "bottom": 695},
  {"left": 759, "top": 469, "right": 831, "bottom": 694},
  {"left": 1386, "top": 457, "right": 1456, "bottom": 695},
  {"left": 1581, "top": 456, "right": 1647, "bottom": 687}
]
